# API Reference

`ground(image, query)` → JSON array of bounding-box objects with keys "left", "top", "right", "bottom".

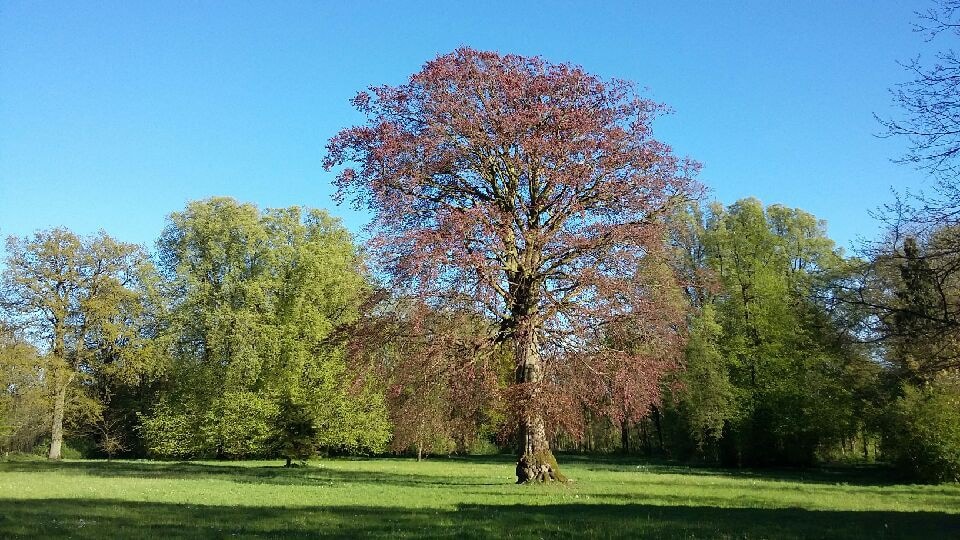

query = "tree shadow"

[
  {"left": 0, "top": 498, "right": 956, "bottom": 539},
  {"left": 552, "top": 454, "right": 907, "bottom": 487},
  {"left": 0, "top": 460, "right": 505, "bottom": 488},
  {"left": 1, "top": 456, "right": 934, "bottom": 491}
]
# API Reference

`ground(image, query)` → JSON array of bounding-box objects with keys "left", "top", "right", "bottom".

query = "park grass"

[{"left": 0, "top": 455, "right": 958, "bottom": 538}]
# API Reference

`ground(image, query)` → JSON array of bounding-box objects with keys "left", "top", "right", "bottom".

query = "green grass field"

[{"left": 0, "top": 455, "right": 958, "bottom": 538}]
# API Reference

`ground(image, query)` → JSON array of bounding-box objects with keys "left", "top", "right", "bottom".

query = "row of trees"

[
  {"left": 2, "top": 193, "right": 957, "bottom": 481},
  {"left": 0, "top": 199, "right": 389, "bottom": 464}
]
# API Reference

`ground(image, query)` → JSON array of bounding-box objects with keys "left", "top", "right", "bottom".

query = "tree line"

[{"left": 1, "top": 194, "right": 957, "bottom": 482}]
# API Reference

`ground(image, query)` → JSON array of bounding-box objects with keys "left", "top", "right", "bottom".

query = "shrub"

[{"left": 884, "top": 374, "right": 960, "bottom": 483}]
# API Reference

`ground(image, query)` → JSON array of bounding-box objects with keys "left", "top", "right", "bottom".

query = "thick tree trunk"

[
  {"left": 48, "top": 379, "right": 68, "bottom": 460},
  {"left": 514, "top": 320, "right": 566, "bottom": 483}
]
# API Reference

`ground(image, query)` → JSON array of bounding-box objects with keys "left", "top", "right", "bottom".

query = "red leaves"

[{"left": 327, "top": 48, "right": 698, "bottom": 444}]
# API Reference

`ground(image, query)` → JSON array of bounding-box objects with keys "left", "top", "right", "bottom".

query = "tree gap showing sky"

[{"left": 0, "top": 0, "right": 934, "bottom": 251}]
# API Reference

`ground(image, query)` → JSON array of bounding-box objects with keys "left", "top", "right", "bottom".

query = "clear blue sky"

[{"left": 0, "top": 0, "right": 935, "bottom": 252}]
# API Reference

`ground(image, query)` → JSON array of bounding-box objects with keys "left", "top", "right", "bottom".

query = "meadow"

[{"left": 0, "top": 456, "right": 958, "bottom": 538}]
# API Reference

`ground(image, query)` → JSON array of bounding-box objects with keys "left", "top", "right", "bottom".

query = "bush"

[
  {"left": 468, "top": 438, "right": 501, "bottom": 456},
  {"left": 884, "top": 374, "right": 960, "bottom": 483},
  {"left": 29, "top": 441, "right": 84, "bottom": 459}
]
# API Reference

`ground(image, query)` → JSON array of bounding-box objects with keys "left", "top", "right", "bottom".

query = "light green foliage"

[
  {"left": 677, "top": 304, "right": 737, "bottom": 445},
  {"left": 674, "top": 199, "right": 870, "bottom": 465},
  {"left": 201, "top": 391, "right": 278, "bottom": 458},
  {"left": 885, "top": 373, "right": 960, "bottom": 483},
  {"left": 144, "top": 197, "right": 388, "bottom": 459},
  {"left": 135, "top": 403, "right": 198, "bottom": 459},
  {"left": 1, "top": 229, "right": 155, "bottom": 459},
  {"left": 0, "top": 326, "right": 48, "bottom": 453},
  {"left": 0, "top": 458, "right": 958, "bottom": 538}
]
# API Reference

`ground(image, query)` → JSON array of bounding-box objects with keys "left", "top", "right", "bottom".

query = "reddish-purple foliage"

[
  {"left": 326, "top": 48, "right": 699, "bottom": 478},
  {"left": 345, "top": 294, "right": 502, "bottom": 457}
]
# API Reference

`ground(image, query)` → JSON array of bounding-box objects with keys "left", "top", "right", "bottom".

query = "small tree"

[
  {"left": 275, "top": 397, "right": 317, "bottom": 467},
  {"left": 326, "top": 48, "right": 697, "bottom": 481},
  {"left": 884, "top": 373, "right": 960, "bottom": 483}
]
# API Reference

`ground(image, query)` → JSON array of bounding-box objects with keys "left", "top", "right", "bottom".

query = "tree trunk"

[
  {"left": 651, "top": 405, "right": 664, "bottom": 453},
  {"left": 417, "top": 442, "right": 423, "bottom": 462},
  {"left": 49, "top": 378, "right": 68, "bottom": 460},
  {"left": 621, "top": 421, "right": 630, "bottom": 454},
  {"left": 513, "top": 319, "right": 566, "bottom": 483},
  {"left": 640, "top": 420, "right": 651, "bottom": 455},
  {"left": 285, "top": 456, "right": 292, "bottom": 467}
]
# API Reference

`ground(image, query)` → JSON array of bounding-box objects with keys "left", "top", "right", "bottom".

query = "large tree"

[
  {"left": 0, "top": 229, "right": 151, "bottom": 459},
  {"left": 325, "top": 48, "right": 697, "bottom": 482},
  {"left": 692, "top": 199, "right": 867, "bottom": 466},
  {"left": 142, "top": 198, "right": 389, "bottom": 460}
]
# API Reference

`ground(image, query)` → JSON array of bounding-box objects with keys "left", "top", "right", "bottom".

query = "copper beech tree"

[{"left": 325, "top": 48, "right": 697, "bottom": 482}]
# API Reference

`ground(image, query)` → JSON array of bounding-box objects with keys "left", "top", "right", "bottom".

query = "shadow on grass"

[
  {"left": 0, "top": 498, "right": 956, "bottom": 539},
  {"left": 0, "top": 454, "right": 920, "bottom": 491},
  {"left": 0, "top": 459, "right": 508, "bottom": 488},
  {"left": 550, "top": 453, "right": 906, "bottom": 487}
]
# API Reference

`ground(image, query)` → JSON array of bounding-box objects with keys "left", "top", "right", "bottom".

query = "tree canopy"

[
  {"left": 325, "top": 47, "right": 697, "bottom": 482},
  {"left": 141, "top": 198, "right": 389, "bottom": 460}
]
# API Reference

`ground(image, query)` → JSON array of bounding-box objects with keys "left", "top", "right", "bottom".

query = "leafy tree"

[
  {"left": 850, "top": 225, "right": 960, "bottom": 481},
  {"left": 884, "top": 372, "right": 960, "bottom": 483},
  {"left": 274, "top": 397, "right": 318, "bottom": 466},
  {"left": 674, "top": 303, "right": 737, "bottom": 449},
  {"left": 348, "top": 295, "right": 503, "bottom": 460},
  {"left": 325, "top": 48, "right": 696, "bottom": 482},
  {"left": 144, "top": 198, "right": 388, "bottom": 460},
  {"left": 662, "top": 199, "right": 867, "bottom": 466},
  {"left": 0, "top": 323, "right": 48, "bottom": 454},
  {"left": 711, "top": 200, "right": 866, "bottom": 465},
  {"left": 1, "top": 229, "right": 152, "bottom": 459}
]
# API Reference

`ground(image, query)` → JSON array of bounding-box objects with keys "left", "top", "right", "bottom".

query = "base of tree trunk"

[{"left": 516, "top": 450, "right": 568, "bottom": 483}]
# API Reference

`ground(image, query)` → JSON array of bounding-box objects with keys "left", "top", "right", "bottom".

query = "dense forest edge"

[{"left": 2, "top": 190, "right": 957, "bottom": 484}]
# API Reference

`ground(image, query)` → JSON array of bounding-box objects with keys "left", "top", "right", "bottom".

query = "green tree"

[
  {"left": 1, "top": 229, "right": 152, "bottom": 459},
  {"left": 884, "top": 372, "right": 960, "bottom": 483},
  {"left": 855, "top": 225, "right": 960, "bottom": 481},
  {"left": 675, "top": 304, "right": 737, "bottom": 449},
  {"left": 665, "top": 199, "right": 867, "bottom": 466},
  {"left": 144, "top": 198, "right": 388, "bottom": 460},
  {"left": 0, "top": 322, "right": 48, "bottom": 454}
]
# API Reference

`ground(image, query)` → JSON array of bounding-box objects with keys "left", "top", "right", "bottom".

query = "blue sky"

[{"left": 0, "top": 1, "right": 936, "bottom": 252}]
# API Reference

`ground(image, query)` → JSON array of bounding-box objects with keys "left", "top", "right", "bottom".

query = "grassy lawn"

[{"left": 0, "top": 455, "right": 958, "bottom": 538}]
